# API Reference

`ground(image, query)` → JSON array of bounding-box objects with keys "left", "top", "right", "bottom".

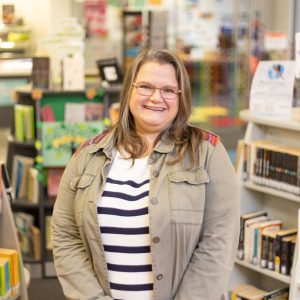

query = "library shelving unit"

[
  {"left": 228, "top": 108, "right": 300, "bottom": 299},
  {"left": 7, "top": 85, "right": 106, "bottom": 278},
  {"left": 0, "top": 181, "right": 29, "bottom": 300},
  {"left": 122, "top": 8, "right": 167, "bottom": 71}
]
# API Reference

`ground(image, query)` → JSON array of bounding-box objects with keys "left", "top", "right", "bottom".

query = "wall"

[{"left": 0, "top": 0, "right": 73, "bottom": 52}]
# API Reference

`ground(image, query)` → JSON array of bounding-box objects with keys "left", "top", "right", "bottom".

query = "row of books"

[
  {"left": 11, "top": 153, "right": 65, "bottom": 202},
  {"left": 14, "top": 104, "right": 35, "bottom": 142},
  {"left": 238, "top": 210, "right": 297, "bottom": 276},
  {"left": 41, "top": 102, "right": 104, "bottom": 123},
  {"left": 242, "top": 140, "right": 300, "bottom": 195},
  {"left": 229, "top": 284, "right": 289, "bottom": 300},
  {"left": 14, "top": 212, "right": 41, "bottom": 260},
  {"left": 0, "top": 248, "right": 21, "bottom": 299},
  {"left": 14, "top": 212, "right": 52, "bottom": 260},
  {"left": 11, "top": 154, "right": 37, "bottom": 202}
]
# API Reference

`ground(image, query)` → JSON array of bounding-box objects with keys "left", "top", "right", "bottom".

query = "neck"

[{"left": 139, "top": 132, "right": 159, "bottom": 156}]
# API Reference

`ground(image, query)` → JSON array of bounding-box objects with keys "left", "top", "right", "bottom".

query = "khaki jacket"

[{"left": 52, "top": 128, "right": 240, "bottom": 300}]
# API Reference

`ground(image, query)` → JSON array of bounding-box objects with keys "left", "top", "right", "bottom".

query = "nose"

[{"left": 149, "top": 88, "right": 162, "bottom": 101}]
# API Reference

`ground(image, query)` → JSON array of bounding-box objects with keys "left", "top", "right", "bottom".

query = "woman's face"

[{"left": 129, "top": 61, "right": 179, "bottom": 138}]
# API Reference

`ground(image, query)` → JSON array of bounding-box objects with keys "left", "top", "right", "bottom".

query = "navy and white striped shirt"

[{"left": 97, "top": 151, "right": 153, "bottom": 300}]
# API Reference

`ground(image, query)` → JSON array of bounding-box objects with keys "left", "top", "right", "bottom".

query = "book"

[
  {"left": 263, "top": 287, "right": 289, "bottom": 299},
  {"left": 11, "top": 155, "right": 34, "bottom": 200},
  {"left": 40, "top": 105, "right": 55, "bottom": 122},
  {"left": 29, "top": 225, "right": 41, "bottom": 260},
  {"left": 0, "top": 162, "right": 13, "bottom": 203},
  {"left": 47, "top": 168, "right": 64, "bottom": 198},
  {"left": 64, "top": 103, "right": 86, "bottom": 123},
  {"left": 280, "top": 234, "right": 297, "bottom": 275},
  {"left": 31, "top": 56, "right": 50, "bottom": 89},
  {"left": 238, "top": 211, "right": 268, "bottom": 260},
  {"left": 14, "top": 212, "right": 34, "bottom": 255},
  {"left": 229, "top": 284, "right": 254, "bottom": 300},
  {"left": 27, "top": 167, "right": 39, "bottom": 203},
  {"left": 62, "top": 54, "right": 85, "bottom": 91},
  {"left": 290, "top": 238, "right": 296, "bottom": 275},
  {"left": 14, "top": 105, "right": 25, "bottom": 142},
  {"left": 0, "top": 257, "right": 10, "bottom": 299},
  {"left": 266, "top": 231, "right": 279, "bottom": 271},
  {"left": 85, "top": 102, "right": 104, "bottom": 121},
  {"left": 261, "top": 230, "right": 280, "bottom": 269},
  {"left": 244, "top": 215, "right": 269, "bottom": 262},
  {"left": 234, "top": 284, "right": 267, "bottom": 299},
  {"left": 252, "top": 220, "right": 282, "bottom": 265},
  {"left": 274, "top": 228, "right": 297, "bottom": 273},
  {"left": 14, "top": 104, "right": 35, "bottom": 142},
  {"left": 0, "top": 248, "right": 20, "bottom": 296},
  {"left": 45, "top": 216, "right": 53, "bottom": 250}
]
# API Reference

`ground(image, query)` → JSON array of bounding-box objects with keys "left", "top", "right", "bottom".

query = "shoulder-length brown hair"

[{"left": 115, "top": 48, "right": 202, "bottom": 168}]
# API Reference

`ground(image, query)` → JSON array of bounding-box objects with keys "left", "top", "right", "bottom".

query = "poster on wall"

[{"left": 84, "top": 0, "right": 107, "bottom": 36}]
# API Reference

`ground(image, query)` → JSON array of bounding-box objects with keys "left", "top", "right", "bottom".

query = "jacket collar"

[
  {"left": 88, "top": 127, "right": 116, "bottom": 158},
  {"left": 87, "top": 127, "right": 175, "bottom": 156},
  {"left": 154, "top": 131, "right": 174, "bottom": 153}
]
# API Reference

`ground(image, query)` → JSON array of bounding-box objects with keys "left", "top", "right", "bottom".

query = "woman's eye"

[
  {"left": 140, "top": 84, "right": 152, "bottom": 90},
  {"left": 163, "top": 88, "right": 176, "bottom": 94}
]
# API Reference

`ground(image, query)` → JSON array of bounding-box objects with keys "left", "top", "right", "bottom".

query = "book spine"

[
  {"left": 267, "top": 236, "right": 275, "bottom": 270},
  {"left": 237, "top": 217, "right": 245, "bottom": 260},
  {"left": 280, "top": 239, "right": 291, "bottom": 275},
  {"left": 260, "top": 234, "right": 269, "bottom": 268}
]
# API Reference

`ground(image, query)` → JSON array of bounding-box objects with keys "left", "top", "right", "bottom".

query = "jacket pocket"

[
  {"left": 168, "top": 168, "right": 209, "bottom": 224},
  {"left": 70, "top": 173, "right": 96, "bottom": 226}
]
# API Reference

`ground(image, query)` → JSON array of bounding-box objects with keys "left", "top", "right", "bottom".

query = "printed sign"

[{"left": 249, "top": 61, "right": 295, "bottom": 120}]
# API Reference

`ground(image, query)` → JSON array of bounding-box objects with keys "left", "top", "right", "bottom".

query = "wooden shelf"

[
  {"left": 23, "top": 255, "right": 41, "bottom": 264},
  {"left": 235, "top": 259, "right": 291, "bottom": 284},
  {"left": 43, "top": 200, "right": 55, "bottom": 208},
  {"left": 239, "top": 109, "right": 300, "bottom": 132},
  {"left": 12, "top": 200, "right": 39, "bottom": 208},
  {"left": 243, "top": 181, "right": 300, "bottom": 203},
  {"left": 8, "top": 135, "right": 35, "bottom": 148}
]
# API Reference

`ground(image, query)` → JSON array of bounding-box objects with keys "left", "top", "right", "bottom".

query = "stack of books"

[
  {"left": 0, "top": 248, "right": 21, "bottom": 299},
  {"left": 238, "top": 210, "right": 297, "bottom": 276},
  {"left": 229, "top": 285, "right": 289, "bottom": 300}
]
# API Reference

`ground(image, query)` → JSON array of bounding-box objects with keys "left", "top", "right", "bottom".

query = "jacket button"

[
  {"left": 153, "top": 237, "right": 160, "bottom": 244},
  {"left": 150, "top": 198, "right": 158, "bottom": 205},
  {"left": 156, "top": 274, "right": 163, "bottom": 280},
  {"left": 153, "top": 170, "right": 159, "bottom": 177}
]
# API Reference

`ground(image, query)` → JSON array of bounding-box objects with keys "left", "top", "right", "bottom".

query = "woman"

[{"left": 52, "top": 48, "right": 240, "bottom": 300}]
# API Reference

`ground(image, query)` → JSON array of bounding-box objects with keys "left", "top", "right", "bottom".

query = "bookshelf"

[
  {"left": 229, "top": 108, "right": 300, "bottom": 299},
  {"left": 0, "top": 181, "right": 29, "bottom": 300},
  {"left": 122, "top": 9, "right": 167, "bottom": 71},
  {"left": 7, "top": 85, "right": 106, "bottom": 278}
]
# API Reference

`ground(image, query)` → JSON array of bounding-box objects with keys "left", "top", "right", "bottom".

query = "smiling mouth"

[{"left": 144, "top": 105, "right": 165, "bottom": 111}]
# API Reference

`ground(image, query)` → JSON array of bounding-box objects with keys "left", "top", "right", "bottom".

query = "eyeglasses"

[{"left": 132, "top": 82, "right": 181, "bottom": 100}]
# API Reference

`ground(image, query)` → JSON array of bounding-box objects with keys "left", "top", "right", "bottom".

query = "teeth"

[{"left": 145, "top": 106, "right": 164, "bottom": 111}]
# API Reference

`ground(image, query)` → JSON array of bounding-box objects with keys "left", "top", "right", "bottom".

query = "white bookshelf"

[
  {"left": 235, "top": 259, "right": 291, "bottom": 284},
  {"left": 0, "top": 182, "right": 29, "bottom": 300},
  {"left": 229, "top": 109, "right": 300, "bottom": 299}
]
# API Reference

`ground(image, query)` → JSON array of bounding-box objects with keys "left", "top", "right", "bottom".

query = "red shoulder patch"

[
  {"left": 201, "top": 130, "right": 219, "bottom": 146},
  {"left": 73, "top": 130, "right": 109, "bottom": 157}
]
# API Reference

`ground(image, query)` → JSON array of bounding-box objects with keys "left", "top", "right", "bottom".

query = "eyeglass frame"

[{"left": 132, "top": 82, "right": 181, "bottom": 100}]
